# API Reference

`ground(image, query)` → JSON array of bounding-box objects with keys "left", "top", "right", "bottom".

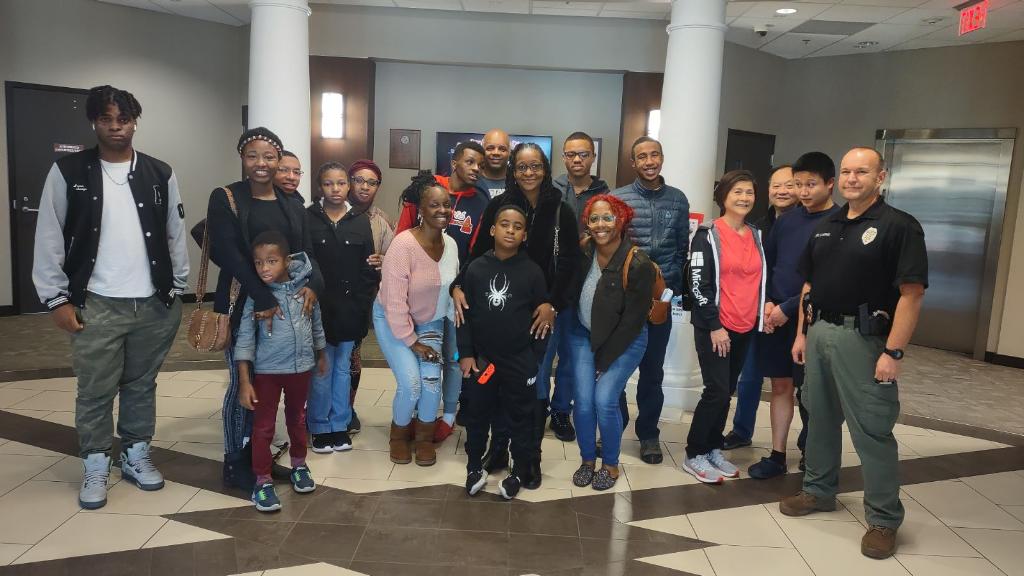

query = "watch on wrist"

[{"left": 883, "top": 348, "right": 904, "bottom": 360}]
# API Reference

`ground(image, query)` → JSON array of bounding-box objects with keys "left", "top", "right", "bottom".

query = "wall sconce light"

[
  {"left": 322, "top": 92, "right": 345, "bottom": 139},
  {"left": 647, "top": 109, "right": 661, "bottom": 141}
]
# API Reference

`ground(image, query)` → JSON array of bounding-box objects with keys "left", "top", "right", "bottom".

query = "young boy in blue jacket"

[{"left": 235, "top": 231, "right": 327, "bottom": 512}]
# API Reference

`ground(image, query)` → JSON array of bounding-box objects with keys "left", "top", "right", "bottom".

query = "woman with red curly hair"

[{"left": 566, "top": 194, "right": 656, "bottom": 490}]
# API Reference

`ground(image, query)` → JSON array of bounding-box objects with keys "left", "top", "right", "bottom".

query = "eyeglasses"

[
  {"left": 514, "top": 163, "right": 544, "bottom": 174},
  {"left": 587, "top": 214, "right": 616, "bottom": 225},
  {"left": 277, "top": 168, "right": 304, "bottom": 176},
  {"left": 563, "top": 151, "right": 593, "bottom": 161},
  {"left": 351, "top": 175, "right": 381, "bottom": 188}
]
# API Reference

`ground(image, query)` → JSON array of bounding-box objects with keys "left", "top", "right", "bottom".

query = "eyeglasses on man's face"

[
  {"left": 563, "top": 151, "right": 593, "bottom": 161},
  {"left": 277, "top": 168, "right": 303, "bottom": 176}
]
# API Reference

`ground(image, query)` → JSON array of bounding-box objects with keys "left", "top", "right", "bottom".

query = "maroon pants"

[{"left": 251, "top": 371, "right": 311, "bottom": 479}]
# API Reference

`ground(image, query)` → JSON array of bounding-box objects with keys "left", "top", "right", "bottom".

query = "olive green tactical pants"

[
  {"left": 71, "top": 293, "right": 181, "bottom": 458},
  {"left": 801, "top": 318, "right": 905, "bottom": 529}
]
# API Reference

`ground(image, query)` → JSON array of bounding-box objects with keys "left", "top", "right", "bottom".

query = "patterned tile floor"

[{"left": 0, "top": 366, "right": 1023, "bottom": 575}]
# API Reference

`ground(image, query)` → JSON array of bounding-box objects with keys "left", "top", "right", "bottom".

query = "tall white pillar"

[
  {"left": 659, "top": 0, "right": 727, "bottom": 414},
  {"left": 248, "top": 0, "right": 312, "bottom": 202}
]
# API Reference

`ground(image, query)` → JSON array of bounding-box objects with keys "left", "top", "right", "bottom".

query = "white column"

[
  {"left": 248, "top": 0, "right": 312, "bottom": 202},
  {"left": 659, "top": 0, "right": 727, "bottom": 414}
]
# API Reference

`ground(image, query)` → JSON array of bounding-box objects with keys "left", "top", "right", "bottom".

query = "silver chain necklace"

[{"left": 101, "top": 162, "right": 129, "bottom": 186}]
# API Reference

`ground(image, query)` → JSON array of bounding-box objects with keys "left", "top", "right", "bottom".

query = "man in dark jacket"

[
  {"left": 274, "top": 150, "right": 305, "bottom": 205},
  {"left": 546, "top": 131, "right": 610, "bottom": 442},
  {"left": 612, "top": 136, "right": 690, "bottom": 464},
  {"left": 33, "top": 85, "right": 188, "bottom": 510}
]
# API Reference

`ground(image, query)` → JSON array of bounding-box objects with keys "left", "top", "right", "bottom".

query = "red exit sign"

[{"left": 958, "top": 0, "right": 989, "bottom": 36}]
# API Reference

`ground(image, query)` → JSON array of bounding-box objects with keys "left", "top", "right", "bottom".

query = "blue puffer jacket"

[
  {"left": 612, "top": 178, "right": 690, "bottom": 296},
  {"left": 234, "top": 252, "right": 327, "bottom": 374}
]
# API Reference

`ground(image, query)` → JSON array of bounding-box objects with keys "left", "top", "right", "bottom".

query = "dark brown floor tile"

[
  {"left": 280, "top": 522, "right": 364, "bottom": 562},
  {"left": 445, "top": 483, "right": 508, "bottom": 503},
  {"left": 232, "top": 539, "right": 310, "bottom": 573},
  {"left": 435, "top": 529, "right": 510, "bottom": 567},
  {"left": 579, "top": 536, "right": 702, "bottom": 566},
  {"left": 297, "top": 491, "right": 379, "bottom": 525},
  {"left": 353, "top": 526, "right": 441, "bottom": 563},
  {"left": 508, "top": 534, "right": 583, "bottom": 572},
  {"left": 348, "top": 561, "right": 474, "bottom": 576},
  {"left": 173, "top": 516, "right": 296, "bottom": 547},
  {"left": 149, "top": 543, "right": 198, "bottom": 576},
  {"left": 0, "top": 561, "right": 70, "bottom": 576},
  {"left": 64, "top": 549, "right": 152, "bottom": 576},
  {"left": 193, "top": 538, "right": 241, "bottom": 576},
  {"left": 509, "top": 500, "right": 579, "bottom": 537},
  {"left": 543, "top": 559, "right": 703, "bottom": 576},
  {"left": 371, "top": 497, "right": 445, "bottom": 528},
  {"left": 567, "top": 493, "right": 634, "bottom": 523},
  {"left": 380, "top": 483, "right": 451, "bottom": 500},
  {"left": 575, "top": 514, "right": 677, "bottom": 542},
  {"left": 440, "top": 499, "right": 510, "bottom": 532}
]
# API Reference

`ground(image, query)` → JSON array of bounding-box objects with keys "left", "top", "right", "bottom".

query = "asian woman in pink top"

[{"left": 372, "top": 173, "right": 459, "bottom": 468}]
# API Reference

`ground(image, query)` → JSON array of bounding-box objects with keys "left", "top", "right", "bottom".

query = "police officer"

[{"left": 778, "top": 147, "right": 927, "bottom": 560}]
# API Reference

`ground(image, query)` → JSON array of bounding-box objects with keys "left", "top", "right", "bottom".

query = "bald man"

[{"left": 479, "top": 129, "right": 510, "bottom": 198}]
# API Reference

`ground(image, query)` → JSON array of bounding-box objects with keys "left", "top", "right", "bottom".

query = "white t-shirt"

[
  {"left": 431, "top": 234, "right": 459, "bottom": 322},
  {"left": 87, "top": 160, "right": 155, "bottom": 298}
]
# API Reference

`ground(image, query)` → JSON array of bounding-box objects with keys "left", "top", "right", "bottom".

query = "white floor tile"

[
  {"left": 953, "top": 527, "right": 1024, "bottom": 576},
  {"left": 306, "top": 448, "right": 394, "bottom": 480},
  {"left": 896, "top": 555, "right": 1005, "bottom": 576},
  {"left": 897, "top": 433, "right": 1007, "bottom": 458},
  {"left": 0, "top": 481, "right": 82, "bottom": 545},
  {"left": 9, "top": 390, "right": 76, "bottom": 412},
  {"left": 627, "top": 514, "right": 698, "bottom": 539},
  {"left": 637, "top": 549, "right": 714, "bottom": 575},
  {"left": 263, "top": 563, "right": 365, "bottom": 575},
  {"left": 0, "top": 388, "right": 44, "bottom": 409},
  {"left": 178, "top": 489, "right": 250, "bottom": 513},
  {"left": 961, "top": 471, "right": 1024, "bottom": 506},
  {"left": 14, "top": 512, "right": 166, "bottom": 564},
  {"left": 904, "top": 480, "right": 1024, "bottom": 530},
  {"left": 776, "top": 516, "right": 912, "bottom": 575},
  {"left": 142, "top": 519, "right": 230, "bottom": 548},
  {"left": 0, "top": 453, "right": 64, "bottom": 496},
  {"left": 688, "top": 504, "right": 793, "bottom": 548},
  {"left": 0, "top": 543, "right": 31, "bottom": 566},
  {"left": 705, "top": 545, "right": 814, "bottom": 575}
]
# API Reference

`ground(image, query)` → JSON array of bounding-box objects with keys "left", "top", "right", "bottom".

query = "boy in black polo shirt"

[
  {"left": 779, "top": 147, "right": 928, "bottom": 560},
  {"left": 457, "top": 205, "right": 549, "bottom": 500}
]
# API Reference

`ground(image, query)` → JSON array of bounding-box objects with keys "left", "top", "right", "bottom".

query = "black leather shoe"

[
  {"left": 722, "top": 431, "right": 752, "bottom": 450},
  {"left": 549, "top": 411, "right": 576, "bottom": 442},
  {"left": 523, "top": 459, "right": 542, "bottom": 490}
]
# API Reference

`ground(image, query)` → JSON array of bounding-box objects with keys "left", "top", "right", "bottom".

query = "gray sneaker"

[
  {"left": 682, "top": 454, "right": 725, "bottom": 484},
  {"left": 80, "top": 453, "right": 111, "bottom": 509},
  {"left": 708, "top": 449, "right": 740, "bottom": 478},
  {"left": 120, "top": 441, "right": 164, "bottom": 491}
]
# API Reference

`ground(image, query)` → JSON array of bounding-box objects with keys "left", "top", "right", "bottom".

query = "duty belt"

[{"left": 812, "top": 309, "right": 859, "bottom": 329}]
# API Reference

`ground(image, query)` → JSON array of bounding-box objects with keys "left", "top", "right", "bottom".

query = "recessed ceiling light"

[
  {"left": 855, "top": 41, "right": 879, "bottom": 48},
  {"left": 776, "top": 8, "right": 798, "bottom": 15}
]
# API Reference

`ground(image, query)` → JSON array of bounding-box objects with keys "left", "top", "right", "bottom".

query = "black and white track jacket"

[{"left": 688, "top": 222, "right": 767, "bottom": 332}]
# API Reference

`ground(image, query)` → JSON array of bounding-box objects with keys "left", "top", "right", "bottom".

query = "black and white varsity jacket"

[{"left": 32, "top": 147, "right": 190, "bottom": 309}]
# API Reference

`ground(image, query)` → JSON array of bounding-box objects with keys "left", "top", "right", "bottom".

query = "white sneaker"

[
  {"left": 80, "top": 453, "right": 111, "bottom": 509},
  {"left": 682, "top": 454, "right": 725, "bottom": 484},
  {"left": 708, "top": 449, "right": 740, "bottom": 478},
  {"left": 121, "top": 441, "right": 164, "bottom": 491}
]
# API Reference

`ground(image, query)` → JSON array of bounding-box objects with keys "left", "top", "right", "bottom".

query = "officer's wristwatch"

[{"left": 883, "top": 348, "right": 905, "bottom": 360}]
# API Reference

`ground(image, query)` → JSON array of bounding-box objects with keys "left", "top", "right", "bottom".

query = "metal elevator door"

[{"left": 877, "top": 129, "right": 1014, "bottom": 358}]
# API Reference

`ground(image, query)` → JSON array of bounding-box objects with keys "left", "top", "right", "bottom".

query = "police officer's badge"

[{"left": 862, "top": 227, "right": 878, "bottom": 245}]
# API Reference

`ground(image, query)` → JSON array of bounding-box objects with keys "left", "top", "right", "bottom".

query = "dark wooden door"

[
  {"left": 6, "top": 82, "right": 94, "bottom": 313},
  {"left": 723, "top": 129, "right": 776, "bottom": 224}
]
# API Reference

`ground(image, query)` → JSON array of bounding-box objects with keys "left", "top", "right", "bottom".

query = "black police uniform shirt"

[{"left": 798, "top": 196, "right": 928, "bottom": 318}]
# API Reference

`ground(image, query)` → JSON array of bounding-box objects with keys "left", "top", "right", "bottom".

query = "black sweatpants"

[
  {"left": 686, "top": 326, "right": 753, "bottom": 459},
  {"left": 463, "top": 363, "right": 535, "bottom": 478}
]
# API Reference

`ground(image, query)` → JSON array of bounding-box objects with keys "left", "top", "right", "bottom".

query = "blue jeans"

[
  {"left": 307, "top": 341, "right": 355, "bottom": 435},
  {"left": 536, "top": 307, "right": 575, "bottom": 413},
  {"left": 730, "top": 335, "right": 762, "bottom": 442},
  {"left": 440, "top": 318, "right": 463, "bottom": 416},
  {"left": 569, "top": 316, "right": 648, "bottom": 467},
  {"left": 630, "top": 318, "right": 672, "bottom": 442},
  {"left": 372, "top": 301, "right": 444, "bottom": 426},
  {"left": 222, "top": 344, "right": 253, "bottom": 454}
]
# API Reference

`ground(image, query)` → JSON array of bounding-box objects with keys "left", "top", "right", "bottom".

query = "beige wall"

[
  {"left": 0, "top": 0, "right": 248, "bottom": 306},
  {"left": 774, "top": 41, "right": 1024, "bottom": 357}
]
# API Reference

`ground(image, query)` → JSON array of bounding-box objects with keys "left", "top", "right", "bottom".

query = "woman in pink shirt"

[
  {"left": 683, "top": 170, "right": 766, "bottom": 484},
  {"left": 373, "top": 173, "right": 459, "bottom": 468}
]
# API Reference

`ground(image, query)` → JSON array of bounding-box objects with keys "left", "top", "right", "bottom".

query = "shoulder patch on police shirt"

[{"left": 862, "top": 227, "right": 878, "bottom": 245}]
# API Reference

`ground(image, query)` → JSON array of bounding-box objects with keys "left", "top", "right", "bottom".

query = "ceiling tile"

[
  {"left": 990, "top": 27, "right": 1024, "bottom": 40},
  {"left": 727, "top": 2, "right": 754, "bottom": 18},
  {"left": 601, "top": 1, "right": 669, "bottom": 13},
  {"left": 741, "top": 1, "right": 834, "bottom": 19},
  {"left": 882, "top": 6, "right": 959, "bottom": 24},
  {"left": 149, "top": 0, "right": 245, "bottom": 25},
  {"left": 597, "top": 10, "right": 668, "bottom": 19},
  {"left": 725, "top": 24, "right": 786, "bottom": 48},
  {"left": 532, "top": 1, "right": 604, "bottom": 16},
  {"left": 393, "top": 0, "right": 464, "bottom": 9},
  {"left": 316, "top": 0, "right": 399, "bottom": 6},
  {"left": 816, "top": 3, "right": 911, "bottom": 21},
  {"left": 210, "top": 1, "right": 251, "bottom": 22},
  {"left": 988, "top": 1, "right": 1024, "bottom": 27},
  {"left": 731, "top": 14, "right": 813, "bottom": 33},
  {"left": 840, "top": 0, "right": 925, "bottom": 6},
  {"left": 100, "top": 0, "right": 175, "bottom": 14},
  {"left": 461, "top": 0, "right": 530, "bottom": 13},
  {"left": 760, "top": 31, "right": 845, "bottom": 56},
  {"left": 916, "top": 0, "right": 1017, "bottom": 10}
]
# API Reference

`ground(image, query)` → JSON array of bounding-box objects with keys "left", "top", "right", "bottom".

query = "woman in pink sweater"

[{"left": 373, "top": 173, "right": 459, "bottom": 467}]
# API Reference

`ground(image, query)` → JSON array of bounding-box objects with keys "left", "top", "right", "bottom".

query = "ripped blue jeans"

[{"left": 372, "top": 301, "right": 444, "bottom": 426}]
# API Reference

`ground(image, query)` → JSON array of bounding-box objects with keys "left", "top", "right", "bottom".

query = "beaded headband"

[{"left": 237, "top": 134, "right": 283, "bottom": 155}]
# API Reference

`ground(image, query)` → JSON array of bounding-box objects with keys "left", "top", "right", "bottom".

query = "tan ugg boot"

[
  {"left": 389, "top": 422, "right": 412, "bottom": 464},
  {"left": 413, "top": 420, "right": 437, "bottom": 466}
]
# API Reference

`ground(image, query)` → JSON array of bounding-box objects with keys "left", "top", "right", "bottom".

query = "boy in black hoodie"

[{"left": 458, "top": 205, "right": 549, "bottom": 500}]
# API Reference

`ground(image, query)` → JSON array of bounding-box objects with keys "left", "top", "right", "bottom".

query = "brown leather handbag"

[
  {"left": 623, "top": 246, "right": 670, "bottom": 325},
  {"left": 187, "top": 188, "right": 240, "bottom": 352}
]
